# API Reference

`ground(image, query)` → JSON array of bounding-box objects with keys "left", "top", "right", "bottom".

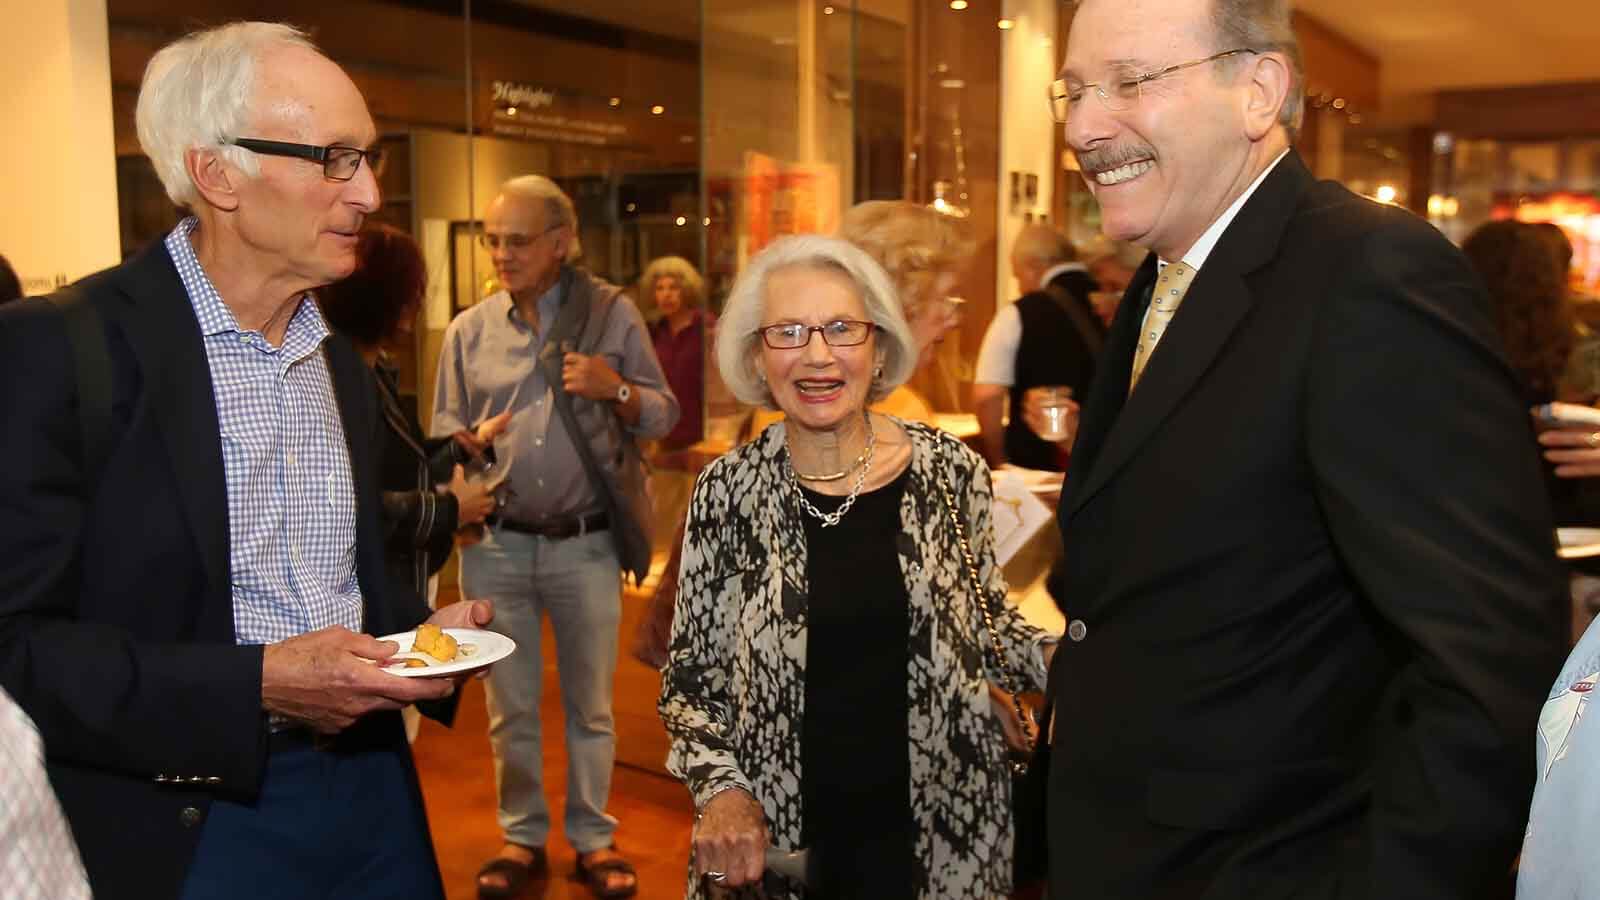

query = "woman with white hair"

[{"left": 658, "top": 235, "right": 1056, "bottom": 899}]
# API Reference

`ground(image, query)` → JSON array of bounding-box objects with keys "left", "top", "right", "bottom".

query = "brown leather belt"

[{"left": 493, "top": 510, "right": 608, "bottom": 540}]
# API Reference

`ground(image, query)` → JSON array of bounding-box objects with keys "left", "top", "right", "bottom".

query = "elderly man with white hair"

[
  {"left": 0, "top": 21, "right": 489, "bottom": 900},
  {"left": 432, "top": 175, "right": 677, "bottom": 899}
]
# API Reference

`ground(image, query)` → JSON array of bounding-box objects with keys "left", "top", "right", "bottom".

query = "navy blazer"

[
  {"left": 0, "top": 239, "right": 437, "bottom": 899},
  {"left": 1045, "top": 150, "right": 1568, "bottom": 900}
]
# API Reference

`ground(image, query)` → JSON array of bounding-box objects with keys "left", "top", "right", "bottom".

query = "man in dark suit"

[
  {"left": 1041, "top": 0, "right": 1569, "bottom": 898},
  {"left": 0, "top": 22, "right": 488, "bottom": 900},
  {"left": 974, "top": 224, "right": 1105, "bottom": 470}
]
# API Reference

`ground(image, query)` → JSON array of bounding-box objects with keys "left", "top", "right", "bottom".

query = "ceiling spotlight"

[
  {"left": 950, "top": 0, "right": 968, "bottom": 9},
  {"left": 997, "top": 18, "right": 1014, "bottom": 29},
  {"left": 651, "top": 105, "right": 665, "bottom": 115},
  {"left": 823, "top": 4, "right": 834, "bottom": 13},
  {"left": 505, "top": 106, "right": 518, "bottom": 116},
  {"left": 675, "top": 216, "right": 688, "bottom": 226},
  {"left": 608, "top": 97, "right": 621, "bottom": 107}
]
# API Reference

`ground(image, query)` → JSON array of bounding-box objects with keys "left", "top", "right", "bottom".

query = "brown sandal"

[
  {"left": 574, "top": 846, "right": 638, "bottom": 899},
  {"left": 476, "top": 845, "right": 547, "bottom": 899}
]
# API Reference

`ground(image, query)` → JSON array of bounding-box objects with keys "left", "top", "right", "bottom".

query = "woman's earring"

[{"left": 873, "top": 365, "right": 884, "bottom": 380}]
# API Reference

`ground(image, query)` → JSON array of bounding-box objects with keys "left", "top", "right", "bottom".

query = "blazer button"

[
  {"left": 179, "top": 806, "right": 203, "bottom": 828},
  {"left": 1067, "top": 619, "right": 1088, "bottom": 642}
]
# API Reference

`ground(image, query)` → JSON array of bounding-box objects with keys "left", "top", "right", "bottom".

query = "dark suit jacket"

[
  {"left": 0, "top": 239, "right": 440, "bottom": 899},
  {"left": 1045, "top": 151, "right": 1568, "bottom": 900}
]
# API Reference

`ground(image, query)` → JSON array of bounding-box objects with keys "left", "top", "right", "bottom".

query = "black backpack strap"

[
  {"left": 1042, "top": 281, "right": 1106, "bottom": 360},
  {"left": 48, "top": 287, "right": 114, "bottom": 494}
]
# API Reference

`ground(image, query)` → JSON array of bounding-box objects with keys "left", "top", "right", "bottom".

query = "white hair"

[
  {"left": 498, "top": 175, "right": 583, "bottom": 263},
  {"left": 715, "top": 234, "right": 916, "bottom": 409},
  {"left": 135, "top": 22, "right": 318, "bottom": 206}
]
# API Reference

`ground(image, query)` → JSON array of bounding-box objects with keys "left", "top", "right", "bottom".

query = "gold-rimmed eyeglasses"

[{"left": 1050, "top": 48, "right": 1258, "bottom": 124}]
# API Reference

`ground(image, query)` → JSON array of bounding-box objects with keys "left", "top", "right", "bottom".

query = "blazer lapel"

[
  {"left": 114, "top": 241, "right": 231, "bottom": 605},
  {"left": 1065, "top": 150, "right": 1314, "bottom": 517},
  {"left": 1058, "top": 255, "right": 1154, "bottom": 517}
]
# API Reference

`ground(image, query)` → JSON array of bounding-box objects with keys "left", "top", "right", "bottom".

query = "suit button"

[
  {"left": 179, "top": 806, "right": 203, "bottom": 828},
  {"left": 1067, "top": 619, "right": 1088, "bottom": 642}
]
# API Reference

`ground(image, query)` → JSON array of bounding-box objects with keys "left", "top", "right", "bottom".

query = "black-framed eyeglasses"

[
  {"left": 756, "top": 319, "right": 879, "bottom": 350},
  {"left": 477, "top": 222, "right": 565, "bottom": 252},
  {"left": 1050, "top": 48, "right": 1258, "bottom": 124},
  {"left": 231, "top": 138, "right": 386, "bottom": 181}
]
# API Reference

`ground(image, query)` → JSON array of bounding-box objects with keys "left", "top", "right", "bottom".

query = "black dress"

[{"left": 799, "top": 466, "right": 915, "bottom": 900}]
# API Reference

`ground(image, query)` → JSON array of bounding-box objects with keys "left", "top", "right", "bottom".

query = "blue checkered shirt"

[{"left": 165, "top": 219, "right": 364, "bottom": 644}]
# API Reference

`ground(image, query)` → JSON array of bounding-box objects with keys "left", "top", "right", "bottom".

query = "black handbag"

[{"left": 934, "top": 466, "right": 1050, "bottom": 889}]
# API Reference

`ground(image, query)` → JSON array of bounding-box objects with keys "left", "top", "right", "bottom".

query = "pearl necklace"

[{"left": 789, "top": 416, "right": 876, "bottom": 527}]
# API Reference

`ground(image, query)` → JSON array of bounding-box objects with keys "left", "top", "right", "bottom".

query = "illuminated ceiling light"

[
  {"left": 950, "top": 0, "right": 968, "bottom": 9},
  {"left": 1331, "top": 98, "right": 1346, "bottom": 110},
  {"left": 626, "top": 202, "right": 637, "bottom": 212},
  {"left": 703, "top": 217, "right": 711, "bottom": 226},
  {"left": 505, "top": 106, "right": 518, "bottom": 116},
  {"left": 997, "top": 18, "right": 1014, "bottom": 29},
  {"left": 675, "top": 216, "right": 688, "bottom": 226},
  {"left": 823, "top": 4, "right": 835, "bottom": 13},
  {"left": 1374, "top": 184, "right": 1398, "bottom": 205},
  {"left": 651, "top": 104, "right": 665, "bottom": 115},
  {"left": 608, "top": 97, "right": 621, "bottom": 107}
]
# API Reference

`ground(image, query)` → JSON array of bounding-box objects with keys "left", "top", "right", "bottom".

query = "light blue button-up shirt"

[
  {"left": 165, "top": 219, "right": 363, "bottom": 644},
  {"left": 1518, "top": 611, "right": 1600, "bottom": 898}
]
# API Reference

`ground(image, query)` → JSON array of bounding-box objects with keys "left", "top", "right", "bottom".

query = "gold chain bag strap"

[
  {"left": 935, "top": 460, "right": 1051, "bottom": 887},
  {"left": 934, "top": 465, "right": 1035, "bottom": 769}
]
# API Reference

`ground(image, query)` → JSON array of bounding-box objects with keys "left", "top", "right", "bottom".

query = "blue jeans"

[
  {"left": 461, "top": 526, "right": 622, "bottom": 852},
  {"left": 179, "top": 715, "right": 442, "bottom": 900}
]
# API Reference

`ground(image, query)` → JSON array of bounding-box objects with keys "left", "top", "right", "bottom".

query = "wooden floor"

[{"left": 413, "top": 586, "right": 695, "bottom": 900}]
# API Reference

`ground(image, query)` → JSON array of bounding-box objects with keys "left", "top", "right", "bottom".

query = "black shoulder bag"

[{"left": 538, "top": 272, "right": 655, "bottom": 586}]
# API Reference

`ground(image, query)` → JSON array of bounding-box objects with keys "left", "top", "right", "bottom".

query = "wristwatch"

[{"left": 614, "top": 381, "right": 632, "bottom": 404}]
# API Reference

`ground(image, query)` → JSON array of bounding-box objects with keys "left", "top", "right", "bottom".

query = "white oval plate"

[
  {"left": 1558, "top": 527, "right": 1600, "bottom": 560},
  {"left": 372, "top": 627, "right": 516, "bottom": 678}
]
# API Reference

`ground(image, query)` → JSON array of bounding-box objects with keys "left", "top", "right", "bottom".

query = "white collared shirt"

[{"left": 1161, "top": 148, "right": 1291, "bottom": 273}]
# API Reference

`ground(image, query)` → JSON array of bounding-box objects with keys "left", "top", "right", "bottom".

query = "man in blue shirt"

[{"left": 0, "top": 22, "right": 486, "bottom": 900}]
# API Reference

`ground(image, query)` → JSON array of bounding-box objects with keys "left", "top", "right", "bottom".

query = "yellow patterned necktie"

[{"left": 1129, "top": 262, "right": 1197, "bottom": 392}]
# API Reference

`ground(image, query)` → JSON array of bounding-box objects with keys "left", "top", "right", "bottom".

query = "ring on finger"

[{"left": 704, "top": 871, "right": 727, "bottom": 882}]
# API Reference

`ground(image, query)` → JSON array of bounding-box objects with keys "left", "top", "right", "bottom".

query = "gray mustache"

[{"left": 1075, "top": 145, "right": 1156, "bottom": 173}]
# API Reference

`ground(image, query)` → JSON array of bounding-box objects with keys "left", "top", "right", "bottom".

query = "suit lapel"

[
  {"left": 1059, "top": 255, "right": 1153, "bottom": 516},
  {"left": 1065, "top": 150, "right": 1314, "bottom": 517},
  {"left": 114, "top": 241, "right": 232, "bottom": 605}
]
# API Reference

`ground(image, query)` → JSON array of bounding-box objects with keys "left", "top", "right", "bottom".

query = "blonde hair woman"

[
  {"left": 838, "top": 200, "right": 976, "bottom": 421},
  {"left": 642, "top": 255, "right": 711, "bottom": 450}
]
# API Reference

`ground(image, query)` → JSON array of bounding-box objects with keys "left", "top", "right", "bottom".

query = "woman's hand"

[
  {"left": 693, "top": 788, "right": 769, "bottom": 888},
  {"left": 446, "top": 464, "right": 497, "bottom": 525},
  {"left": 1538, "top": 427, "right": 1600, "bottom": 478},
  {"left": 988, "top": 682, "right": 1037, "bottom": 754}
]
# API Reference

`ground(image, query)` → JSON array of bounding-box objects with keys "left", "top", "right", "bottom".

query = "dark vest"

[{"left": 1005, "top": 270, "right": 1105, "bottom": 470}]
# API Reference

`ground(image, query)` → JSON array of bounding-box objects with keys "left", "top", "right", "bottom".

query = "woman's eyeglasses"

[{"left": 756, "top": 319, "right": 879, "bottom": 350}]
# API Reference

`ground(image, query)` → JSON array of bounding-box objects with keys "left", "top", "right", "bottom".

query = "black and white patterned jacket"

[{"left": 660, "top": 418, "right": 1053, "bottom": 899}]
